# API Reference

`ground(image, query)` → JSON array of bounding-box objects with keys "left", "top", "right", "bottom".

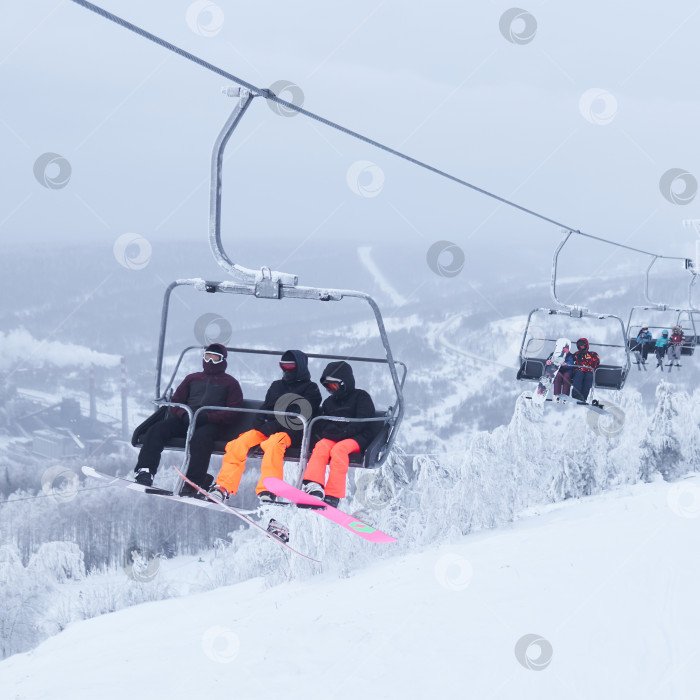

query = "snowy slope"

[{"left": 2, "top": 475, "right": 699, "bottom": 700}]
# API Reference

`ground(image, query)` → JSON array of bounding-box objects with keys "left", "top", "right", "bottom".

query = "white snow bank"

[
  {"left": 0, "top": 328, "right": 120, "bottom": 370},
  {"left": 2, "top": 475, "right": 698, "bottom": 700}
]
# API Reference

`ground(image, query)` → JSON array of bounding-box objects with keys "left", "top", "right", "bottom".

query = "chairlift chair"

[
  {"left": 131, "top": 88, "right": 406, "bottom": 489},
  {"left": 625, "top": 256, "right": 697, "bottom": 356},
  {"left": 516, "top": 230, "right": 631, "bottom": 392}
]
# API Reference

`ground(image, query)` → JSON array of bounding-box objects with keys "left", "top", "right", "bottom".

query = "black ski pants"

[
  {"left": 135, "top": 416, "right": 222, "bottom": 486},
  {"left": 571, "top": 371, "right": 594, "bottom": 402}
]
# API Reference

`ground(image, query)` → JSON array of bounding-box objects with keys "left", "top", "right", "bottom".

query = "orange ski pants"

[
  {"left": 216, "top": 429, "right": 292, "bottom": 495},
  {"left": 303, "top": 438, "right": 360, "bottom": 499}
]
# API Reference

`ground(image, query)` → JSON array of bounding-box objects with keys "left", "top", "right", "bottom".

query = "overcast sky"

[{"left": 2, "top": 0, "right": 700, "bottom": 284}]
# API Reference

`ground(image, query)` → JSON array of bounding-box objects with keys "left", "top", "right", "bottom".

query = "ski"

[
  {"left": 82, "top": 466, "right": 255, "bottom": 514},
  {"left": 83, "top": 466, "right": 319, "bottom": 562},
  {"left": 262, "top": 477, "right": 398, "bottom": 544},
  {"left": 524, "top": 396, "right": 610, "bottom": 415},
  {"left": 172, "top": 466, "right": 320, "bottom": 562}
]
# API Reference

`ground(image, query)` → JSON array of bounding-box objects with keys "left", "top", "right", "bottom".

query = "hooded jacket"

[
  {"left": 572, "top": 338, "right": 600, "bottom": 374},
  {"left": 170, "top": 344, "right": 243, "bottom": 425},
  {"left": 314, "top": 361, "right": 377, "bottom": 450},
  {"left": 253, "top": 350, "right": 322, "bottom": 446},
  {"left": 655, "top": 333, "right": 669, "bottom": 349},
  {"left": 636, "top": 329, "right": 653, "bottom": 345}
]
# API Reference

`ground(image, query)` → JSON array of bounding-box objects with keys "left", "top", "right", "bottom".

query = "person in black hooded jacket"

[
  {"left": 208, "top": 350, "right": 322, "bottom": 503},
  {"left": 134, "top": 343, "right": 243, "bottom": 492},
  {"left": 302, "top": 361, "right": 376, "bottom": 508}
]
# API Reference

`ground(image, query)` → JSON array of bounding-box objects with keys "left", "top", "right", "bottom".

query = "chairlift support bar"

[
  {"left": 159, "top": 345, "right": 407, "bottom": 401},
  {"left": 643, "top": 256, "right": 669, "bottom": 309},
  {"left": 550, "top": 230, "right": 588, "bottom": 315}
]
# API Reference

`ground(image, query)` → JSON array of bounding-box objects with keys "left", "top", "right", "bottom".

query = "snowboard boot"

[
  {"left": 302, "top": 480, "right": 325, "bottom": 499},
  {"left": 208, "top": 484, "right": 229, "bottom": 503},
  {"left": 267, "top": 519, "right": 289, "bottom": 543},
  {"left": 180, "top": 482, "right": 200, "bottom": 498},
  {"left": 134, "top": 468, "right": 154, "bottom": 487}
]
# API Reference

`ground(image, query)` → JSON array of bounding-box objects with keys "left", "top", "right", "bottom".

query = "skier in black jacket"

[
  {"left": 134, "top": 343, "right": 243, "bottom": 492},
  {"left": 209, "top": 350, "right": 322, "bottom": 502},
  {"left": 302, "top": 361, "right": 376, "bottom": 508}
]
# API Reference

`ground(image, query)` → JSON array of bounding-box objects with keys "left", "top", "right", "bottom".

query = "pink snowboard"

[{"left": 263, "top": 477, "right": 397, "bottom": 544}]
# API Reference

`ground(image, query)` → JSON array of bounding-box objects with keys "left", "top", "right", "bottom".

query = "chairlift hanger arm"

[{"left": 689, "top": 270, "right": 699, "bottom": 311}]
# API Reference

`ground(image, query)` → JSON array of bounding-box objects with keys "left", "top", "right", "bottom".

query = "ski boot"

[
  {"left": 258, "top": 491, "right": 277, "bottom": 504},
  {"left": 302, "top": 480, "right": 325, "bottom": 499},
  {"left": 134, "top": 468, "right": 154, "bottom": 487},
  {"left": 266, "top": 519, "right": 289, "bottom": 543},
  {"left": 208, "top": 484, "right": 229, "bottom": 503}
]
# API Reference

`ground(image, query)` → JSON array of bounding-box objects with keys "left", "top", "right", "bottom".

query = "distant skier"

[
  {"left": 667, "top": 325, "right": 683, "bottom": 368},
  {"left": 207, "top": 350, "right": 322, "bottom": 503},
  {"left": 654, "top": 330, "right": 669, "bottom": 370},
  {"left": 552, "top": 340, "right": 575, "bottom": 401},
  {"left": 634, "top": 326, "right": 653, "bottom": 365},
  {"left": 571, "top": 338, "right": 600, "bottom": 404},
  {"left": 134, "top": 344, "right": 243, "bottom": 494},
  {"left": 301, "top": 361, "right": 376, "bottom": 508}
]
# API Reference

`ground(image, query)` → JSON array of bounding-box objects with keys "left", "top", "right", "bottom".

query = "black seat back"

[{"left": 594, "top": 365, "right": 624, "bottom": 390}]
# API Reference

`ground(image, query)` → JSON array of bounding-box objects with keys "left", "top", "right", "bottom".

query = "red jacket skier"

[{"left": 571, "top": 338, "right": 600, "bottom": 403}]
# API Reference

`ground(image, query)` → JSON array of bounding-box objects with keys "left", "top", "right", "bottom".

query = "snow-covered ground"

[{"left": 3, "top": 474, "right": 699, "bottom": 700}]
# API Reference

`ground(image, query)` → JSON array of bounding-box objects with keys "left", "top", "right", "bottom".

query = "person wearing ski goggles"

[
  {"left": 134, "top": 343, "right": 243, "bottom": 493},
  {"left": 209, "top": 349, "right": 322, "bottom": 504},
  {"left": 301, "top": 361, "right": 376, "bottom": 509}
]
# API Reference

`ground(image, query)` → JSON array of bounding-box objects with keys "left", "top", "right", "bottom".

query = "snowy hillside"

[{"left": 2, "top": 474, "right": 699, "bottom": 700}]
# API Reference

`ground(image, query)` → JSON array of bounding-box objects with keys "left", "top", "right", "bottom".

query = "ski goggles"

[
  {"left": 279, "top": 361, "right": 297, "bottom": 372},
  {"left": 203, "top": 351, "right": 224, "bottom": 363},
  {"left": 322, "top": 377, "right": 343, "bottom": 392}
]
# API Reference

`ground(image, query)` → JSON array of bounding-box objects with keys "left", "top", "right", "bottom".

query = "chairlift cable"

[{"left": 68, "top": 0, "right": 689, "bottom": 264}]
